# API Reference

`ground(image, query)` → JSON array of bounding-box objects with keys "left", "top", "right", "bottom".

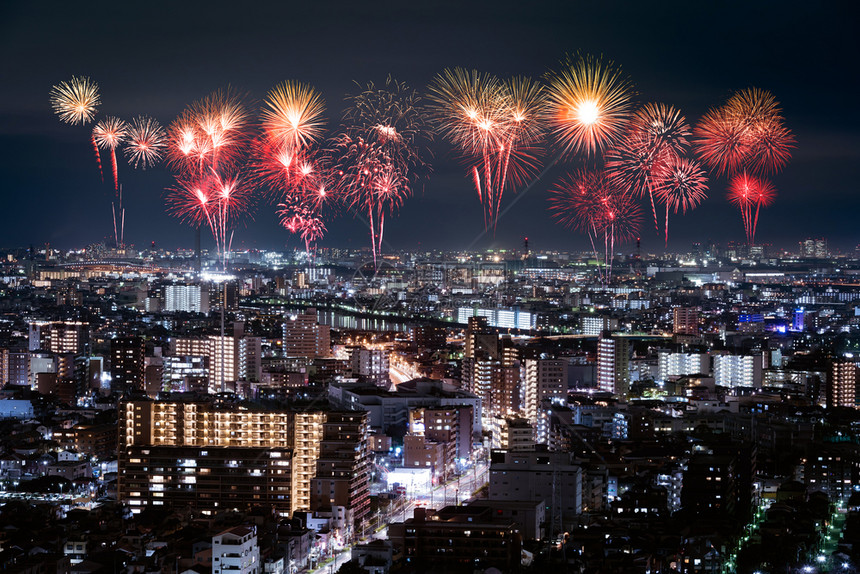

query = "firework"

[
  {"left": 332, "top": 77, "right": 432, "bottom": 264},
  {"left": 165, "top": 90, "right": 257, "bottom": 268},
  {"left": 548, "top": 168, "right": 640, "bottom": 283},
  {"left": 93, "top": 116, "right": 128, "bottom": 192},
  {"left": 694, "top": 87, "right": 792, "bottom": 244},
  {"left": 606, "top": 103, "right": 690, "bottom": 234},
  {"left": 261, "top": 81, "right": 326, "bottom": 153},
  {"left": 125, "top": 115, "right": 166, "bottom": 169},
  {"left": 277, "top": 196, "right": 328, "bottom": 254},
  {"left": 167, "top": 170, "right": 253, "bottom": 258},
  {"left": 544, "top": 53, "right": 633, "bottom": 157},
  {"left": 694, "top": 88, "right": 794, "bottom": 176},
  {"left": 727, "top": 172, "right": 776, "bottom": 244},
  {"left": 653, "top": 156, "right": 708, "bottom": 244},
  {"left": 50, "top": 76, "right": 100, "bottom": 125},
  {"left": 428, "top": 69, "right": 543, "bottom": 232}
]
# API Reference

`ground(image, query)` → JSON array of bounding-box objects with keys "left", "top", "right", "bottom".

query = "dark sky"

[{"left": 2, "top": 0, "right": 858, "bottom": 254}]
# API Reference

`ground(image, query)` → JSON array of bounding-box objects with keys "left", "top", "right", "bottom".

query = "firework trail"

[
  {"left": 166, "top": 89, "right": 256, "bottom": 268},
  {"left": 548, "top": 168, "right": 641, "bottom": 284},
  {"left": 544, "top": 53, "right": 633, "bottom": 158},
  {"left": 653, "top": 155, "right": 708, "bottom": 245},
  {"left": 727, "top": 173, "right": 775, "bottom": 244},
  {"left": 694, "top": 87, "right": 793, "bottom": 243},
  {"left": 331, "top": 77, "right": 432, "bottom": 265},
  {"left": 93, "top": 116, "right": 128, "bottom": 192},
  {"left": 428, "top": 70, "right": 543, "bottom": 232}
]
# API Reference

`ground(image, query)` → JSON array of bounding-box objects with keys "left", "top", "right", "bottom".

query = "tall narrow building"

[
  {"left": 829, "top": 360, "right": 857, "bottom": 408},
  {"left": 111, "top": 336, "right": 145, "bottom": 395},
  {"left": 597, "top": 333, "right": 630, "bottom": 396}
]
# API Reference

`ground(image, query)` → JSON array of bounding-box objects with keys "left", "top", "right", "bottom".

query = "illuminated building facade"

[
  {"left": 597, "top": 334, "right": 630, "bottom": 396},
  {"left": 309, "top": 411, "right": 370, "bottom": 537},
  {"left": 672, "top": 307, "right": 700, "bottom": 336},
  {"left": 28, "top": 321, "right": 88, "bottom": 354},
  {"left": 828, "top": 360, "right": 857, "bottom": 408},
  {"left": 111, "top": 336, "right": 145, "bottom": 395},
  {"left": 118, "top": 399, "right": 366, "bottom": 520},
  {"left": 282, "top": 309, "right": 330, "bottom": 359}
]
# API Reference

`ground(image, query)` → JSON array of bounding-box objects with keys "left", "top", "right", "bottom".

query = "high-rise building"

[
  {"left": 118, "top": 398, "right": 341, "bottom": 517},
  {"left": 28, "top": 321, "right": 88, "bottom": 354},
  {"left": 713, "top": 354, "right": 763, "bottom": 388},
  {"left": 163, "top": 284, "right": 209, "bottom": 313},
  {"left": 170, "top": 336, "right": 238, "bottom": 392},
  {"left": 111, "top": 336, "right": 145, "bottom": 395},
  {"left": 162, "top": 356, "right": 208, "bottom": 393},
  {"left": 829, "top": 360, "right": 857, "bottom": 408},
  {"left": 7, "top": 350, "right": 30, "bottom": 386},
  {"left": 672, "top": 307, "right": 700, "bottom": 336},
  {"left": 309, "top": 411, "right": 370, "bottom": 537},
  {"left": 524, "top": 358, "right": 569, "bottom": 424},
  {"left": 239, "top": 337, "right": 262, "bottom": 382},
  {"left": 282, "top": 309, "right": 330, "bottom": 359},
  {"left": 348, "top": 347, "right": 389, "bottom": 387},
  {"left": 657, "top": 350, "right": 710, "bottom": 381},
  {"left": 209, "top": 335, "right": 238, "bottom": 392},
  {"left": 412, "top": 325, "right": 446, "bottom": 350},
  {"left": 464, "top": 316, "right": 498, "bottom": 360},
  {"left": 597, "top": 333, "right": 630, "bottom": 396}
]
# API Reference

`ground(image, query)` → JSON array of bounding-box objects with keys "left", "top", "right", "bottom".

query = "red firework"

[
  {"left": 548, "top": 168, "right": 640, "bottom": 283},
  {"left": 694, "top": 88, "right": 794, "bottom": 177},
  {"left": 277, "top": 196, "right": 327, "bottom": 254},
  {"left": 166, "top": 89, "right": 256, "bottom": 268},
  {"left": 653, "top": 156, "right": 709, "bottom": 245},
  {"left": 727, "top": 173, "right": 776, "bottom": 244},
  {"left": 93, "top": 116, "right": 129, "bottom": 192},
  {"left": 606, "top": 103, "right": 691, "bottom": 235}
]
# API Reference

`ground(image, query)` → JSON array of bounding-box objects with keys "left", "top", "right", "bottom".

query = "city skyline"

[{"left": 2, "top": 1, "right": 857, "bottom": 253}]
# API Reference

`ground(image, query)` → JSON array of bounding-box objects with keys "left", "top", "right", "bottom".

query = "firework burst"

[
  {"left": 544, "top": 54, "right": 633, "bottom": 157},
  {"left": 262, "top": 81, "right": 326, "bottom": 154},
  {"left": 50, "top": 76, "right": 100, "bottom": 125},
  {"left": 606, "top": 103, "right": 690, "bottom": 234},
  {"left": 549, "top": 168, "right": 640, "bottom": 284},
  {"left": 332, "top": 77, "right": 432, "bottom": 264},
  {"left": 93, "top": 116, "right": 128, "bottom": 192},
  {"left": 428, "top": 69, "right": 543, "bottom": 232},
  {"left": 125, "top": 115, "right": 166, "bottom": 169},
  {"left": 653, "top": 155, "right": 708, "bottom": 245},
  {"left": 727, "top": 172, "right": 776, "bottom": 244}
]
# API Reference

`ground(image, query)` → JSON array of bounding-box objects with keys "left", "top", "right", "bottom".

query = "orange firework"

[
  {"left": 544, "top": 54, "right": 633, "bottom": 157},
  {"left": 261, "top": 81, "right": 326, "bottom": 153},
  {"left": 428, "top": 69, "right": 544, "bottom": 231}
]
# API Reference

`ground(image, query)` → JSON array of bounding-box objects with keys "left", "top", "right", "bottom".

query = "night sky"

[{"left": 2, "top": 1, "right": 858, "bottom": 254}]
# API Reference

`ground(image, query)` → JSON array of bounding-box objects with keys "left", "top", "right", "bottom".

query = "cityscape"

[{"left": 2, "top": 2, "right": 858, "bottom": 574}]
